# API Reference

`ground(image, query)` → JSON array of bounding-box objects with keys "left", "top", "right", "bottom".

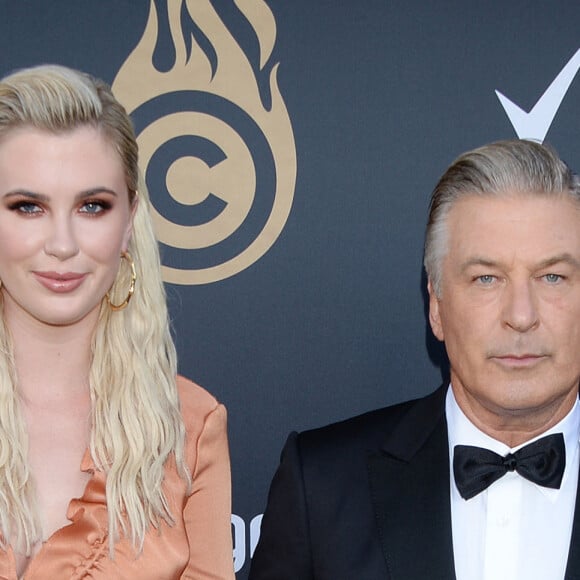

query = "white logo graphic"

[
  {"left": 496, "top": 48, "right": 580, "bottom": 142},
  {"left": 232, "top": 513, "right": 262, "bottom": 572}
]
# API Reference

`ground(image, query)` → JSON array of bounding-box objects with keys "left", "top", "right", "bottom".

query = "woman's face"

[{"left": 0, "top": 125, "right": 135, "bottom": 328}]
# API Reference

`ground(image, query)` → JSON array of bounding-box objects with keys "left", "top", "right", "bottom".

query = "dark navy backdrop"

[{"left": 1, "top": 1, "right": 579, "bottom": 576}]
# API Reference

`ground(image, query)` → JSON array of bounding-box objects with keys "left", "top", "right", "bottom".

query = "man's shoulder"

[{"left": 295, "top": 385, "right": 446, "bottom": 460}]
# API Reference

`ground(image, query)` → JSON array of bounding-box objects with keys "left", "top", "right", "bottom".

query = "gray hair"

[{"left": 424, "top": 139, "right": 580, "bottom": 296}]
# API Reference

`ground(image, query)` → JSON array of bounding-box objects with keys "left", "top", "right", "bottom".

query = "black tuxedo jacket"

[{"left": 249, "top": 386, "right": 580, "bottom": 580}]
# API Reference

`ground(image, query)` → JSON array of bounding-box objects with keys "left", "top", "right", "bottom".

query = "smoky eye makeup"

[
  {"left": 3, "top": 193, "right": 45, "bottom": 214},
  {"left": 78, "top": 199, "right": 114, "bottom": 214}
]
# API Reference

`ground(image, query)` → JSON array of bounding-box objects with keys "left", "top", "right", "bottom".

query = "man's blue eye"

[{"left": 478, "top": 275, "right": 495, "bottom": 284}]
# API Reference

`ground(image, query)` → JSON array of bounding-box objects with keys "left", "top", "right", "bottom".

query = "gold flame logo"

[{"left": 112, "top": 0, "right": 296, "bottom": 284}]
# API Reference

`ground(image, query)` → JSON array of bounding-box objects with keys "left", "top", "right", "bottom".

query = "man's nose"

[{"left": 502, "top": 279, "right": 539, "bottom": 332}]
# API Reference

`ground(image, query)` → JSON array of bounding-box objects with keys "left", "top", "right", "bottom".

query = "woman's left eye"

[{"left": 79, "top": 200, "right": 110, "bottom": 214}]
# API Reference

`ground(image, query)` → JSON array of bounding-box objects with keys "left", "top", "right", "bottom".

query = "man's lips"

[
  {"left": 490, "top": 354, "right": 548, "bottom": 368},
  {"left": 33, "top": 271, "right": 87, "bottom": 293}
]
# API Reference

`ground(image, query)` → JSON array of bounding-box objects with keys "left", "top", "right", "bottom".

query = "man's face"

[{"left": 428, "top": 192, "right": 580, "bottom": 434}]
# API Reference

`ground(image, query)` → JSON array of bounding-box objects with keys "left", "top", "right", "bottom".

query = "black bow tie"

[{"left": 453, "top": 433, "right": 566, "bottom": 500}]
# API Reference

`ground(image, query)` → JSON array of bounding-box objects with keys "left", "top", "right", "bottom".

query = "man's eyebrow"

[
  {"left": 459, "top": 253, "right": 580, "bottom": 273},
  {"left": 536, "top": 253, "right": 580, "bottom": 270},
  {"left": 459, "top": 257, "right": 498, "bottom": 273}
]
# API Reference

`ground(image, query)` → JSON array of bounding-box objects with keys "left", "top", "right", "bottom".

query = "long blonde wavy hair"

[{"left": 0, "top": 64, "right": 189, "bottom": 554}]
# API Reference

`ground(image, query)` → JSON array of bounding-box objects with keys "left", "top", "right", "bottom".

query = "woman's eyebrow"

[{"left": 2, "top": 187, "right": 119, "bottom": 202}]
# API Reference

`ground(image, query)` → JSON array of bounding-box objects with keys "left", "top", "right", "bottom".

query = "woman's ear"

[{"left": 122, "top": 191, "right": 139, "bottom": 250}]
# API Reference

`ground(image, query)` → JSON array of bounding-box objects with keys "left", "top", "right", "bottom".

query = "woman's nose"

[{"left": 43, "top": 216, "right": 80, "bottom": 260}]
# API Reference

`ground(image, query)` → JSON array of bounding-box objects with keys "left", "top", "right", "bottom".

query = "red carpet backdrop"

[{"left": 1, "top": 1, "right": 579, "bottom": 576}]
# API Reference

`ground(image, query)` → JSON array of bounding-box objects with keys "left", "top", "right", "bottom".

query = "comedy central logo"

[{"left": 112, "top": 0, "right": 296, "bottom": 284}]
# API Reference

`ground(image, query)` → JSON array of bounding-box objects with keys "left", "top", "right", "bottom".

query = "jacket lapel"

[{"left": 367, "top": 386, "right": 456, "bottom": 580}]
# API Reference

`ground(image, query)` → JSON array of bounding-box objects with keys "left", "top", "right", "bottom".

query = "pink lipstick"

[{"left": 33, "top": 271, "right": 87, "bottom": 293}]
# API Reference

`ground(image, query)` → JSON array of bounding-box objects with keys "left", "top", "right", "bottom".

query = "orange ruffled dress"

[{"left": 0, "top": 376, "right": 235, "bottom": 580}]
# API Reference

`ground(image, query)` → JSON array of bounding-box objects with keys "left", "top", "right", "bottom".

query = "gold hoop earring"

[{"left": 107, "top": 251, "right": 136, "bottom": 311}]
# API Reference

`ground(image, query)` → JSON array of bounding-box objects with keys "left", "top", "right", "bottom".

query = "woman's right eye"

[{"left": 8, "top": 201, "right": 42, "bottom": 214}]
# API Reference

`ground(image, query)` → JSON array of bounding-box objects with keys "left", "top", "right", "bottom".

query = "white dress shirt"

[{"left": 446, "top": 388, "right": 580, "bottom": 580}]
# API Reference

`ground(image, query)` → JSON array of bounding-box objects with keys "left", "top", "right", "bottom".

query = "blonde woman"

[{"left": 0, "top": 64, "right": 234, "bottom": 579}]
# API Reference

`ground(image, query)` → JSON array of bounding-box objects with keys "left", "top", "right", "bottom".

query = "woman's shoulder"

[
  {"left": 175, "top": 374, "right": 226, "bottom": 429},
  {"left": 175, "top": 375, "right": 229, "bottom": 476}
]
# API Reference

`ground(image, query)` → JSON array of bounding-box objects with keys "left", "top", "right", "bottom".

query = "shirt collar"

[{"left": 446, "top": 385, "right": 580, "bottom": 500}]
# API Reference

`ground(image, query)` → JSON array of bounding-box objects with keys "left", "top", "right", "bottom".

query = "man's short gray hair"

[{"left": 424, "top": 139, "right": 580, "bottom": 296}]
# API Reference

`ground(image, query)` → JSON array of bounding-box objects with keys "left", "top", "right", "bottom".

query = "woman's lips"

[{"left": 33, "top": 271, "right": 87, "bottom": 293}]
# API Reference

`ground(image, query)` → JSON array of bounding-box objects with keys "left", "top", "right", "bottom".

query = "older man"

[{"left": 249, "top": 139, "right": 580, "bottom": 580}]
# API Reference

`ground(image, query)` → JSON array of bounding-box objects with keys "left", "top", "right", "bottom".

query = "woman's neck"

[{"left": 4, "top": 300, "right": 97, "bottom": 402}]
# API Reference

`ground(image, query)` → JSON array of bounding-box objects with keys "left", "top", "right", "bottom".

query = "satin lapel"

[
  {"left": 565, "top": 461, "right": 580, "bottom": 579},
  {"left": 367, "top": 387, "right": 456, "bottom": 580}
]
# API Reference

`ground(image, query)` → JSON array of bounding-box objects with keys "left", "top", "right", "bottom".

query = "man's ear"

[{"left": 427, "top": 279, "right": 445, "bottom": 342}]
